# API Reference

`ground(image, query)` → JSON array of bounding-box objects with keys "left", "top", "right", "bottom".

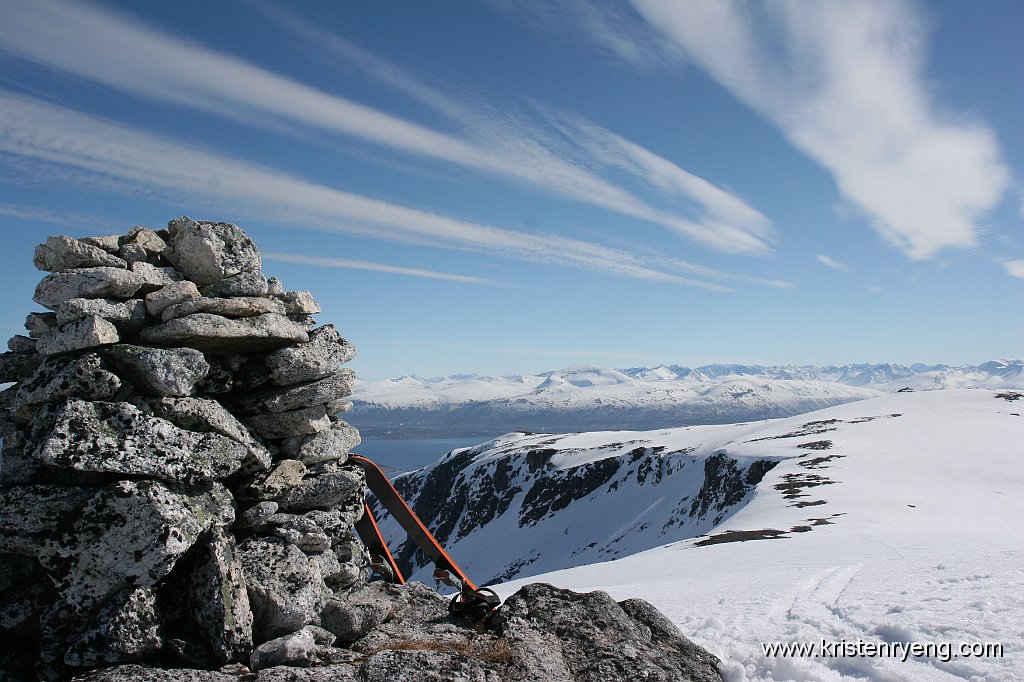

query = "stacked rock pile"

[{"left": 0, "top": 218, "right": 368, "bottom": 678}]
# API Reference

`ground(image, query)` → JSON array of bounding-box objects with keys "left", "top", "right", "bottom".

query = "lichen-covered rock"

[
  {"left": 13, "top": 353, "right": 122, "bottom": 413},
  {"left": 233, "top": 370, "right": 355, "bottom": 415},
  {"left": 33, "top": 267, "right": 145, "bottom": 310},
  {"left": 145, "top": 280, "right": 201, "bottom": 317},
  {"left": 78, "top": 235, "right": 121, "bottom": 254},
  {"left": 320, "top": 583, "right": 394, "bottom": 646},
  {"left": 244, "top": 405, "right": 330, "bottom": 439},
  {"left": 148, "top": 396, "right": 271, "bottom": 474},
  {"left": 187, "top": 527, "right": 253, "bottom": 664},
  {"left": 64, "top": 587, "right": 163, "bottom": 667},
  {"left": 162, "top": 296, "right": 286, "bottom": 322},
  {"left": 199, "top": 271, "right": 269, "bottom": 298},
  {"left": 131, "top": 262, "right": 184, "bottom": 291},
  {"left": 55, "top": 298, "right": 146, "bottom": 332},
  {"left": 0, "top": 350, "right": 43, "bottom": 383},
  {"left": 7, "top": 335, "right": 36, "bottom": 353},
  {"left": 239, "top": 538, "right": 330, "bottom": 642},
  {"left": 275, "top": 291, "right": 320, "bottom": 315},
  {"left": 38, "top": 399, "right": 248, "bottom": 484},
  {"left": 0, "top": 485, "right": 95, "bottom": 556},
  {"left": 272, "top": 463, "right": 364, "bottom": 512},
  {"left": 102, "top": 344, "right": 210, "bottom": 397},
  {"left": 249, "top": 628, "right": 318, "bottom": 671},
  {"left": 266, "top": 325, "right": 355, "bottom": 387},
  {"left": 166, "top": 217, "right": 262, "bottom": 286},
  {"left": 279, "top": 420, "right": 360, "bottom": 466},
  {"left": 25, "top": 311, "right": 59, "bottom": 338},
  {"left": 141, "top": 313, "right": 309, "bottom": 354},
  {"left": 123, "top": 227, "right": 169, "bottom": 258},
  {"left": 37, "top": 479, "right": 234, "bottom": 615},
  {"left": 243, "top": 460, "right": 307, "bottom": 501},
  {"left": 34, "top": 236, "right": 128, "bottom": 272},
  {"left": 36, "top": 315, "right": 120, "bottom": 356}
]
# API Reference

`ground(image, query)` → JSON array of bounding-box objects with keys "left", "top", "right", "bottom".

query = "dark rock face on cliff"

[{"left": 1, "top": 220, "right": 722, "bottom": 681}]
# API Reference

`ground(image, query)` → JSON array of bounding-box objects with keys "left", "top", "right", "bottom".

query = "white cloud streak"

[
  {"left": 0, "top": 91, "right": 734, "bottom": 289},
  {"left": 629, "top": 0, "right": 1010, "bottom": 260},
  {"left": 1003, "top": 260, "right": 1024, "bottom": 280},
  {"left": 0, "top": 0, "right": 774, "bottom": 255},
  {"left": 815, "top": 254, "right": 849, "bottom": 271},
  {"left": 263, "top": 251, "right": 497, "bottom": 285}
]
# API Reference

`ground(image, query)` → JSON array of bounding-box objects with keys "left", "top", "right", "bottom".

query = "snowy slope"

[
  {"left": 477, "top": 390, "right": 1024, "bottom": 681},
  {"left": 350, "top": 361, "right": 1023, "bottom": 436}
]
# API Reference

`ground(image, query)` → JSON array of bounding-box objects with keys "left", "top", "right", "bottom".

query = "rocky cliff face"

[{"left": 0, "top": 219, "right": 722, "bottom": 681}]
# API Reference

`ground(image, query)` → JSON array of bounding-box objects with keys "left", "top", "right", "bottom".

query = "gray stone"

[
  {"left": 37, "top": 399, "right": 248, "bottom": 484},
  {"left": 238, "top": 538, "right": 329, "bottom": 642},
  {"left": 242, "top": 502, "right": 279, "bottom": 529},
  {"left": 37, "top": 479, "right": 233, "bottom": 615},
  {"left": 166, "top": 217, "right": 262, "bottom": 286},
  {"left": 0, "top": 485, "right": 95, "bottom": 556},
  {"left": 55, "top": 298, "right": 146, "bottom": 332},
  {"left": 149, "top": 397, "right": 271, "bottom": 475},
  {"left": 70, "top": 664, "right": 240, "bottom": 681},
  {"left": 244, "top": 405, "right": 330, "bottom": 439},
  {"left": 123, "top": 227, "right": 169, "bottom": 258},
  {"left": 266, "top": 326, "right": 356, "bottom": 387},
  {"left": 119, "top": 242, "right": 149, "bottom": 265},
  {"left": 263, "top": 514, "right": 331, "bottom": 554},
  {"left": 145, "top": 280, "right": 201, "bottom": 317},
  {"left": 320, "top": 583, "right": 394, "bottom": 645},
  {"left": 249, "top": 629, "right": 317, "bottom": 671},
  {"left": 64, "top": 587, "right": 163, "bottom": 667},
  {"left": 243, "top": 460, "right": 307, "bottom": 501},
  {"left": 280, "top": 420, "right": 360, "bottom": 466},
  {"left": 273, "top": 463, "right": 364, "bottom": 512},
  {"left": 26, "top": 312, "right": 59, "bottom": 338},
  {"left": 13, "top": 353, "right": 122, "bottom": 413},
  {"left": 234, "top": 370, "right": 355, "bottom": 415},
  {"left": 187, "top": 527, "right": 253, "bottom": 664},
  {"left": 34, "top": 236, "right": 127, "bottom": 272},
  {"left": 36, "top": 316, "right": 120, "bottom": 356},
  {"left": 141, "top": 313, "right": 309, "bottom": 354},
  {"left": 33, "top": 267, "right": 145, "bottom": 310},
  {"left": 102, "top": 345, "right": 209, "bottom": 397},
  {"left": 79, "top": 235, "right": 122, "bottom": 254},
  {"left": 8, "top": 335, "right": 36, "bottom": 353},
  {"left": 131, "top": 262, "right": 184, "bottom": 292},
  {"left": 162, "top": 296, "right": 286, "bottom": 322},
  {"left": 360, "top": 649, "right": 498, "bottom": 682},
  {"left": 266, "top": 277, "right": 284, "bottom": 295},
  {"left": 276, "top": 291, "right": 320, "bottom": 315},
  {"left": 496, "top": 583, "right": 724, "bottom": 682},
  {"left": 199, "top": 271, "right": 269, "bottom": 298}
]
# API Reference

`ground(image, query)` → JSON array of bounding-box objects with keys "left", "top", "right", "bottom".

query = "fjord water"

[{"left": 354, "top": 437, "right": 492, "bottom": 476}]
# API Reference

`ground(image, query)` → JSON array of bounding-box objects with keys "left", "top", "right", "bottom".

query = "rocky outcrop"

[{"left": 1, "top": 219, "right": 721, "bottom": 681}]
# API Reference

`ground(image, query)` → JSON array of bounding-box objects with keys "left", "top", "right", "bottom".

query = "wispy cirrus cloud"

[
  {"left": 627, "top": 0, "right": 1010, "bottom": 260},
  {"left": 0, "top": 91, "right": 736, "bottom": 289},
  {"left": 0, "top": 0, "right": 774, "bottom": 256},
  {"left": 263, "top": 252, "right": 498, "bottom": 285},
  {"left": 815, "top": 254, "right": 848, "bottom": 271}
]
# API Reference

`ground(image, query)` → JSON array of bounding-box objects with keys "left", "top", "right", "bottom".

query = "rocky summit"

[{"left": 0, "top": 218, "right": 722, "bottom": 681}]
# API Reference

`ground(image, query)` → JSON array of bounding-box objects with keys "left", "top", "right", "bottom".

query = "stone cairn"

[{"left": 0, "top": 218, "right": 724, "bottom": 682}]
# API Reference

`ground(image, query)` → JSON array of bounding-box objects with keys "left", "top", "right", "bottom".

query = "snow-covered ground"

[{"left": 489, "top": 390, "right": 1024, "bottom": 681}]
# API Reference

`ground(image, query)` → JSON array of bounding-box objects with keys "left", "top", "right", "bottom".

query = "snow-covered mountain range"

[
  {"left": 349, "top": 360, "right": 1023, "bottom": 437},
  {"left": 374, "top": 388, "right": 1024, "bottom": 680}
]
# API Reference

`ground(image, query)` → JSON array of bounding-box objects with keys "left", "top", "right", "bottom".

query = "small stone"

[
  {"left": 244, "top": 404, "right": 330, "bottom": 439},
  {"left": 79, "top": 234, "right": 121, "bottom": 254},
  {"left": 320, "top": 584, "right": 394, "bottom": 646},
  {"left": 276, "top": 291, "right": 320, "bottom": 315},
  {"left": 238, "top": 538, "right": 329, "bottom": 642},
  {"left": 244, "top": 460, "right": 308, "bottom": 501},
  {"left": 199, "top": 271, "right": 269, "bottom": 298},
  {"left": 249, "top": 628, "right": 317, "bottom": 671},
  {"left": 131, "top": 261, "right": 184, "bottom": 292},
  {"left": 233, "top": 369, "right": 355, "bottom": 415},
  {"left": 263, "top": 513, "right": 331, "bottom": 554},
  {"left": 119, "top": 242, "right": 149, "bottom": 265},
  {"left": 273, "top": 463, "right": 364, "bottom": 512},
  {"left": 38, "top": 399, "right": 248, "bottom": 484},
  {"left": 145, "top": 280, "right": 201, "bottom": 317},
  {"left": 166, "top": 217, "right": 262, "bottom": 285},
  {"left": 13, "top": 353, "right": 122, "bottom": 413},
  {"left": 55, "top": 298, "right": 146, "bottom": 332},
  {"left": 33, "top": 236, "right": 127, "bottom": 271},
  {"left": 36, "top": 316, "right": 120, "bottom": 356},
  {"left": 162, "top": 296, "right": 286, "bottom": 322},
  {"left": 266, "top": 277, "right": 284, "bottom": 295},
  {"left": 280, "top": 420, "right": 360, "bottom": 466},
  {"left": 102, "top": 344, "right": 209, "bottom": 396},
  {"left": 7, "top": 335, "right": 36, "bottom": 353},
  {"left": 266, "top": 325, "right": 356, "bottom": 387},
  {"left": 33, "top": 267, "right": 145, "bottom": 310},
  {"left": 123, "top": 226, "right": 169, "bottom": 258},
  {"left": 242, "top": 502, "right": 279, "bottom": 529},
  {"left": 141, "top": 313, "right": 309, "bottom": 354},
  {"left": 25, "top": 312, "right": 59, "bottom": 338}
]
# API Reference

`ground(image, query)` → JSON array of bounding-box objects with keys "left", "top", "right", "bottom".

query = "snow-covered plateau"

[
  {"left": 350, "top": 360, "right": 1024, "bottom": 437},
  {"left": 374, "top": 388, "right": 1024, "bottom": 681}
]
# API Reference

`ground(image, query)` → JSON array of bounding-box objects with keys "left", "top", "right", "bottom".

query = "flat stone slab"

[
  {"left": 162, "top": 296, "right": 286, "bottom": 322},
  {"left": 55, "top": 298, "right": 146, "bottom": 332},
  {"left": 199, "top": 271, "right": 269, "bottom": 298},
  {"left": 149, "top": 396, "right": 271, "bottom": 474},
  {"left": 233, "top": 370, "right": 355, "bottom": 415},
  {"left": 266, "top": 325, "right": 356, "bottom": 387},
  {"left": 34, "top": 236, "right": 127, "bottom": 272},
  {"left": 34, "top": 268, "right": 145, "bottom": 310},
  {"left": 13, "top": 353, "right": 122, "bottom": 413},
  {"left": 38, "top": 399, "right": 249, "bottom": 484},
  {"left": 244, "top": 405, "right": 330, "bottom": 439},
  {"left": 140, "top": 313, "right": 308, "bottom": 354},
  {"left": 145, "top": 280, "right": 201, "bottom": 317},
  {"left": 36, "top": 316, "right": 120, "bottom": 357},
  {"left": 280, "top": 421, "right": 360, "bottom": 466},
  {"left": 166, "top": 217, "right": 262, "bottom": 286}
]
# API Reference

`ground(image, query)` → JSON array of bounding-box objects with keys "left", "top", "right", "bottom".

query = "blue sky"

[{"left": 1, "top": 0, "right": 1021, "bottom": 380}]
